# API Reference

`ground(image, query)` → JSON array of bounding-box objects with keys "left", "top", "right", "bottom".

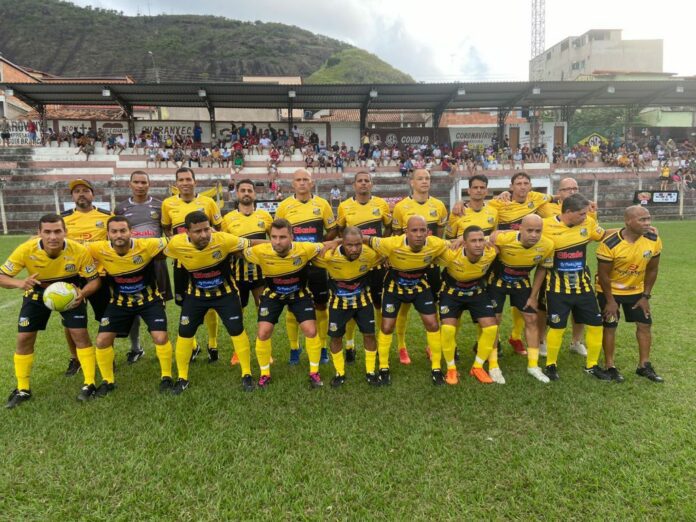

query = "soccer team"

[{"left": 0, "top": 167, "right": 664, "bottom": 408}]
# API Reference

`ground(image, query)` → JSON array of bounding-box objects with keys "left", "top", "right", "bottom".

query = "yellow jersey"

[
  {"left": 445, "top": 205, "right": 499, "bottom": 238},
  {"left": 547, "top": 201, "right": 598, "bottom": 221},
  {"left": 596, "top": 230, "right": 662, "bottom": 296},
  {"left": 392, "top": 196, "right": 448, "bottom": 236},
  {"left": 490, "top": 231, "right": 554, "bottom": 289},
  {"left": 62, "top": 207, "right": 112, "bottom": 243},
  {"left": 1, "top": 238, "right": 98, "bottom": 301},
  {"left": 437, "top": 245, "right": 497, "bottom": 297},
  {"left": 222, "top": 208, "right": 273, "bottom": 282},
  {"left": 336, "top": 196, "right": 392, "bottom": 238},
  {"left": 487, "top": 191, "right": 553, "bottom": 230},
  {"left": 161, "top": 194, "right": 222, "bottom": 236},
  {"left": 86, "top": 238, "right": 168, "bottom": 307},
  {"left": 275, "top": 195, "right": 336, "bottom": 242}
]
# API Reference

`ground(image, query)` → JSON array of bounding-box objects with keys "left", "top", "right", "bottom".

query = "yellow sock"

[
  {"left": 585, "top": 325, "right": 603, "bottom": 368},
  {"left": 378, "top": 332, "right": 393, "bottom": 369},
  {"left": 545, "top": 327, "right": 566, "bottom": 366},
  {"left": 395, "top": 304, "right": 410, "bottom": 349},
  {"left": 175, "top": 336, "right": 195, "bottom": 380},
  {"left": 316, "top": 308, "right": 328, "bottom": 349},
  {"left": 255, "top": 338, "right": 272, "bottom": 376},
  {"left": 373, "top": 308, "right": 382, "bottom": 343},
  {"left": 155, "top": 342, "right": 173, "bottom": 378},
  {"left": 475, "top": 325, "right": 498, "bottom": 368},
  {"left": 231, "top": 331, "right": 252, "bottom": 376},
  {"left": 345, "top": 319, "right": 357, "bottom": 348},
  {"left": 204, "top": 310, "right": 219, "bottom": 349},
  {"left": 331, "top": 350, "right": 345, "bottom": 376},
  {"left": 286, "top": 313, "right": 299, "bottom": 350},
  {"left": 95, "top": 346, "right": 115, "bottom": 384},
  {"left": 76, "top": 346, "right": 96, "bottom": 386},
  {"left": 510, "top": 307, "right": 524, "bottom": 341},
  {"left": 365, "top": 350, "right": 377, "bottom": 373},
  {"left": 440, "top": 325, "right": 457, "bottom": 370},
  {"left": 488, "top": 344, "right": 499, "bottom": 370},
  {"left": 306, "top": 335, "right": 322, "bottom": 374},
  {"left": 14, "top": 353, "right": 34, "bottom": 390},
  {"left": 527, "top": 347, "right": 540, "bottom": 368}
]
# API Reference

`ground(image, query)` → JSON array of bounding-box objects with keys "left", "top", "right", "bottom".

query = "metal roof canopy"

[{"left": 3, "top": 80, "right": 696, "bottom": 112}]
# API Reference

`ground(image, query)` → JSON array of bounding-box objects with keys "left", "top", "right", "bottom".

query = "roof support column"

[
  {"left": 432, "top": 109, "right": 443, "bottom": 144},
  {"left": 207, "top": 104, "right": 216, "bottom": 143},
  {"left": 497, "top": 108, "right": 510, "bottom": 150},
  {"left": 37, "top": 104, "right": 46, "bottom": 145},
  {"left": 288, "top": 98, "right": 294, "bottom": 137},
  {"left": 360, "top": 106, "right": 368, "bottom": 133}
]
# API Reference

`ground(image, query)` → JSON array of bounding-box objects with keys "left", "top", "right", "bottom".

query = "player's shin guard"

[
  {"left": 285, "top": 313, "right": 299, "bottom": 350},
  {"left": 95, "top": 346, "right": 115, "bottom": 384},
  {"left": 545, "top": 327, "right": 566, "bottom": 366},
  {"left": 584, "top": 325, "right": 603, "bottom": 368},
  {"left": 510, "top": 307, "right": 524, "bottom": 341},
  {"left": 365, "top": 349, "right": 377, "bottom": 374},
  {"left": 155, "top": 341, "right": 173, "bottom": 378},
  {"left": 255, "top": 338, "right": 272, "bottom": 376},
  {"left": 204, "top": 310, "right": 219, "bottom": 349},
  {"left": 441, "top": 324, "right": 457, "bottom": 370},
  {"left": 475, "top": 325, "right": 498, "bottom": 368},
  {"left": 378, "top": 332, "right": 392, "bottom": 369},
  {"left": 305, "top": 335, "right": 322, "bottom": 374},
  {"left": 14, "top": 353, "right": 34, "bottom": 390},
  {"left": 345, "top": 319, "right": 357, "bottom": 349},
  {"left": 527, "top": 347, "right": 540, "bottom": 368},
  {"left": 230, "top": 331, "right": 252, "bottom": 376},
  {"left": 175, "top": 337, "right": 195, "bottom": 380},
  {"left": 331, "top": 350, "right": 345, "bottom": 376},
  {"left": 76, "top": 346, "right": 96, "bottom": 386},
  {"left": 395, "top": 304, "right": 410, "bottom": 348},
  {"left": 426, "top": 330, "right": 442, "bottom": 370}
]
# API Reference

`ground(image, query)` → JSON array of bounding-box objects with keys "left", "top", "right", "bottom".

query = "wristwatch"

[{"left": 641, "top": 293, "right": 651, "bottom": 299}]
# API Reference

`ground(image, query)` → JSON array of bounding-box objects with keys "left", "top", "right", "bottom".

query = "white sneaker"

[
  {"left": 489, "top": 367, "right": 506, "bottom": 384},
  {"left": 539, "top": 342, "right": 547, "bottom": 357},
  {"left": 527, "top": 366, "right": 550, "bottom": 383},
  {"left": 570, "top": 341, "right": 587, "bottom": 356}
]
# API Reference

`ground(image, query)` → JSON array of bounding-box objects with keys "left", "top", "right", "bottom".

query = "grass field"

[{"left": 1, "top": 223, "right": 695, "bottom": 520}]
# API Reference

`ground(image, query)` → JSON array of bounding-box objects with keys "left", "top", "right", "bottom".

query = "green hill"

[
  {"left": 0, "top": 0, "right": 413, "bottom": 84},
  {"left": 306, "top": 49, "right": 413, "bottom": 84}
]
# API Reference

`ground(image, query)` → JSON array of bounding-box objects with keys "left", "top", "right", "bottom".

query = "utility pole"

[
  {"left": 530, "top": 0, "right": 546, "bottom": 149},
  {"left": 148, "top": 51, "right": 161, "bottom": 120}
]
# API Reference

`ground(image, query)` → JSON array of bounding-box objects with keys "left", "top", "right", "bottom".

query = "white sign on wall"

[
  {"left": 97, "top": 121, "right": 130, "bottom": 139},
  {"left": 134, "top": 121, "right": 211, "bottom": 141},
  {"left": 5, "top": 119, "right": 42, "bottom": 145},
  {"left": 448, "top": 126, "right": 497, "bottom": 146},
  {"left": 58, "top": 120, "right": 92, "bottom": 134}
]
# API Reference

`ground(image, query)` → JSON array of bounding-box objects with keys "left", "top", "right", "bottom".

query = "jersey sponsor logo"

[
  {"left": 359, "top": 264, "right": 368, "bottom": 273},
  {"left": 100, "top": 317, "right": 110, "bottom": 326},
  {"left": 18, "top": 317, "right": 30, "bottom": 327},
  {"left": 360, "top": 226, "right": 378, "bottom": 237},
  {"left": 64, "top": 264, "right": 76, "bottom": 272},
  {"left": 133, "top": 255, "right": 144, "bottom": 265},
  {"left": 150, "top": 211, "right": 160, "bottom": 220}
]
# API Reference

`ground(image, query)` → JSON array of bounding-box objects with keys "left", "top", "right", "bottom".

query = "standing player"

[
  {"left": 596, "top": 205, "right": 663, "bottom": 382},
  {"left": 114, "top": 170, "right": 172, "bottom": 363},
  {"left": 445, "top": 174, "right": 498, "bottom": 239},
  {"left": 391, "top": 169, "right": 448, "bottom": 364},
  {"left": 86, "top": 216, "right": 174, "bottom": 395},
  {"left": 161, "top": 167, "right": 223, "bottom": 362},
  {"left": 336, "top": 171, "right": 392, "bottom": 362},
  {"left": 312, "top": 227, "right": 383, "bottom": 387},
  {"left": 275, "top": 169, "right": 337, "bottom": 365},
  {"left": 0, "top": 214, "right": 101, "bottom": 408}
]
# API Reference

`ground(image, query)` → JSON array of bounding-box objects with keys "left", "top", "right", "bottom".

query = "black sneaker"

[
  {"left": 345, "top": 348, "right": 356, "bottom": 364},
  {"left": 77, "top": 383, "right": 96, "bottom": 402},
  {"left": 190, "top": 345, "right": 201, "bottom": 363},
  {"left": 241, "top": 374, "right": 255, "bottom": 392},
  {"left": 636, "top": 362, "right": 664, "bottom": 383},
  {"left": 544, "top": 364, "right": 560, "bottom": 381},
  {"left": 207, "top": 347, "right": 219, "bottom": 363},
  {"left": 585, "top": 365, "right": 611, "bottom": 381},
  {"left": 366, "top": 372, "right": 381, "bottom": 386},
  {"left": 605, "top": 367, "right": 625, "bottom": 383},
  {"left": 6, "top": 389, "right": 31, "bottom": 409},
  {"left": 65, "top": 358, "right": 81, "bottom": 376},
  {"left": 126, "top": 349, "right": 144, "bottom": 364},
  {"left": 95, "top": 381, "right": 116, "bottom": 398},
  {"left": 431, "top": 369, "right": 445, "bottom": 386},
  {"left": 379, "top": 368, "right": 391, "bottom": 386},
  {"left": 331, "top": 374, "right": 346, "bottom": 388},
  {"left": 172, "top": 378, "right": 190, "bottom": 395},
  {"left": 159, "top": 377, "right": 173, "bottom": 393}
]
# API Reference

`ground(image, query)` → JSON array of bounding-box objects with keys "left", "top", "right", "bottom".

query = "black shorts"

[
  {"left": 328, "top": 305, "right": 375, "bottom": 338},
  {"left": 154, "top": 258, "right": 173, "bottom": 301},
  {"left": 308, "top": 266, "right": 329, "bottom": 306},
  {"left": 537, "top": 286, "right": 547, "bottom": 312},
  {"left": 173, "top": 263, "right": 188, "bottom": 306},
  {"left": 257, "top": 293, "right": 315, "bottom": 325},
  {"left": 1, "top": 132, "right": 10, "bottom": 140},
  {"left": 597, "top": 292, "right": 652, "bottom": 327},
  {"left": 382, "top": 288, "right": 437, "bottom": 319},
  {"left": 98, "top": 300, "right": 168, "bottom": 335},
  {"left": 487, "top": 284, "right": 536, "bottom": 314},
  {"left": 17, "top": 297, "right": 88, "bottom": 332},
  {"left": 425, "top": 266, "right": 441, "bottom": 301},
  {"left": 87, "top": 280, "right": 110, "bottom": 322},
  {"left": 438, "top": 291, "right": 496, "bottom": 322},
  {"left": 178, "top": 293, "right": 245, "bottom": 337},
  {"left": 369, "top": 266, "right": 386, "bottom": 307},
  {"left": 546, "top": 291, "right": 602, "bottom": 329},
  {"left": 236, "top": 278, "right": 264, "bottom": 308}
]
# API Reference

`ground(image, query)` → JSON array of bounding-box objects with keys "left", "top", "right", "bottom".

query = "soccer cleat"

[
  {"left": 65, "top": 357, "right": 81, "bottom": 377},
  {"left": 585, "top": 365, "right": 611, "bottom": 381},
  {"left": 288, "top": 348, "right": 302, "bottom": 366},
  {"left": 570, "top": 341, "right": 587, "bottom": 356},
  {"left": 636, "top": 362, "right": 664, "bottom": 383},
  {"left": 309, "top": 372, "right": 324, "bottom": 388},
  {"left": 159, "top": 377, "right": 174, "bottom": 393},
  {"left": 445, "top": 369, "right": 459, "bottom": 385},
  {"left": 258, "top": 375, "right": 272, "bottom": 388},
  {"left": 469, "top": 367, "right": 493, "bottom": 384},
  {"left": 331, "top": 374, "right": 346, "bottom": 388},
  {"left": 508, "top": 338, "right": 527, "bottom": 356},
  {"left": 539, "top": 342, "right": 547, "bottom": 357},
  {"left": 190, "top": 344, "right": 201, "bottom": 362},
  {"left": 6, "top": 389, "right": 31, "bottom": 409},
  {"left": 528, "top": 366, "right": 550, "bottom": 383},
  {"left": 126, "top": 348, "right": 144, "bottom": 365},
  {"left": 241, "top": 374, "right": 255, "bottom": 392},
  {"left": 95, "top": 381, "right": 116, "bottom": 398},
  {"left": 172, "top": 378, "right": 190, "bottom": 395},
  {"left": 379, "top": 368, "right": 391, "bottom": 386},
  {"left": 425, "top": 346, "right": 432, "bottom": 360},
  {"left": 320, "top": 348, "right": 330, "bottom": 364},
  {"left": 366, "top": 372, "right": 381, "bottom": 386},
  {"left": 230, "top": 352, "right": 240, "bottom": 366},
  {"left": 207, "top": 347, "right": 219, "bottom": 363},
  {"left": 431, "top": 369, "right": 445, "bottom": 386},
  {"left": 77, "top": 383, "right": 96, "bottom": 402},
  {"left": 605, "top": 367, "right": 625, "bottom": 383},
  {"left": 544, "top": 364, "right": 560, "bottom": 381},
  {"left": 345, "top": 348, "right": 356, "bottom": 364},
  {"left": 489, "top": 367, "right": 506, "bottom": 384},
  {"left": 399, "top": 347, "right": 411, "bottom": 365}
]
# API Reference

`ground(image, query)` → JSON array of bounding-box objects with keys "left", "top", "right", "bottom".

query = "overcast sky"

[{"left": 68, "top": 0, "right": 693, "bottom": 81}]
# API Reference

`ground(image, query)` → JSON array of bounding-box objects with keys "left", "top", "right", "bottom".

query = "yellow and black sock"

[
  {"left": 378, "top": 331, "right": 392, "bottom": 369},
  {"left": 255, "top": 338, "right": 272, "bottom": 376},
  {"left": 155, "top": 341, "right": 173, "bottom": 378},
  {"left": 175, "top": 336, "right": 195, "bottom": 380},
  {"left": 231, "top": 331, "right": 252, "bottom": 376},
  {"left": 545, "top": 327, "right": 566, "bottom": 366},
  {"left": 204, "top": 310, "right": 219, "bottom": 349},
  {"left": 76, "top": 346, "right": 96, "bottom": 386},
  {"left": 95, "top": 346, "right": 115, "bottom": 384},
  {"left": 14, "top": 353, "right": 34, "bottom": 390},
  {"left": 585, "top": 325, "right": 603, "bottom": 368},
  {"left": 475, "top": 325, "right": 498, "bottom": 368}
]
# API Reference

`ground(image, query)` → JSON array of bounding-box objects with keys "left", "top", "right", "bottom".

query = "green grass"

[{"left": 1, "top": 223, "right": 695, "bottom": 520}]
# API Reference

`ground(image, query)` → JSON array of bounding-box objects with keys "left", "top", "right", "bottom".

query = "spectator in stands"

[
  {"left": 683, "top": 169, "right": 694, "bottom": 190},
  {"left": 188, "top": 148, "right": 201, "bottom": 168},
  {"left": 173, "top": 147, "right": 185, "bottom": 168},
  {"left": 658, "top": 162, "right": 671, "bottom": 190},
  {"left": 27, "top": 120, "right": 38, "bottom": 145},
  {"left": 221, "top": 147, "right": 232, "bottom": 168},
  {"left": 193, "top": 124, "right": 202, "bottom": 148},
  {"left": 334, "top": 154, "right": 344, "bottom": 173},
  {"left": 330, "top": 185, "right": 342, "bottom": 208},
  {"left": 115, "top": 134, "right": 127, "bottom": 155},
  {"left": 146, "top": 144, "right": 158, "bottom": 167},
  {"left": 105, "top": 134, "right": 116, "bottom": 154},
  {"left": 291, "top": 125, "right": 300, "bottom": 145},
  {"left": 304, "top": 147, "right": 315, "bottom": 171},
  {"left": 209, "top": 147, "right": 222, "bottom": 168},
  {"left": 259, "top": 134, "right": 272, "bottom": 154},
  {"left": 0, "top": 117, "right": 10, "bottom": 147},
  {"left": 157, "top": 148, "right": 170, "bottom": 168},
  {"left": 75, "top": 134, "right": 94, "bottom": 161},
  {"left": 441, "top": 156, "right": 453, "bottom": 174}
]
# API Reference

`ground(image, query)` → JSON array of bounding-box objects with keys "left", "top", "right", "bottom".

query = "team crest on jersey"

[
  {"left": 440, "top": 305, "right": 450, "bottom": 314},
  {"left": 533, "top": 255, "right": 542, "bottom": 262},
  {"left": 132, "top": 255, "right": 144, "bottom": 265},
  {"left": 488, "top": 217, "right": 495, "bottom": 223},
  {"left": 550, "top": 314, "right": 561, "bottom": 324},
  {"left": 212, "top": 250, "right": 222, "bottom": 260},
  {"left": 643, "top": 250, "right": 652, "bottom": 258},
  {"left": 313, "top": 208, "right": 321, "bottom": 215},
  {"left": 527, "top": 202, "right": 534, "bottom": 208},
  {"left": 100, "top": 317, "right": 110, "bottom": 326},
  {"left": 259, "top": 307, "right": 269, "bottom": 317},
  {"left": 580, "top": 228, "right": 588, "bottom": 237},
  {"left": 359, "top": 265, "right": 368, "bottom": 272},
  {"left": 180, "top": 316, "right": 190, "bottom": 325},
  {"left": 257, "top": 220, "right": 265, "bottom": 229},
  {"left": 385, "top": 303, "right": 395, "bottom": 313},
  {"left": 150, "top": 211, "right": 160, "bottom": 220},
  {"left": 64, "top": 264, "right": 76, "bottom": 273},
  {"left": 429, "top": 210, "right": 437, "bottom": 217},
  {"left": 95, "top": 221, "right": 105, "bottom": 228},
  {"left": 423, "top": 255, "right": 432, "bottom": 264},
  {"left": 18, "top": 317, "right": 29, "bottom": 327},
  {"left": 329, "top": 322, "right": 338, "bottom": 332},
  {"left": 293, "top": 257, "right": 302, "bottom": 266},
  {"left": 372, "top": 208, "right": 380, "bottom": 216}
]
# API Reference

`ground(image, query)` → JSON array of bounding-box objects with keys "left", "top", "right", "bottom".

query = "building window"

[
  {"left": 561, "top": 41, "right": 569, "bottom": 51},
  {"left": 546, "top": 52, "right": 551, "bottom": 61}
]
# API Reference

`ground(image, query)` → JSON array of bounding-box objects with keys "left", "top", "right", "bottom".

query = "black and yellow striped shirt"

[
  {"left": 222, "top": 208, "right": 273, "bottom": 282},
  {"left": 436, "top": 245, "right": 497, "bottom": 297}
]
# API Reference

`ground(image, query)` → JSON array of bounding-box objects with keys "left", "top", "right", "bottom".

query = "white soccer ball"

[{"left": 42, "top": 282, "right": 79, "bottom": 312}]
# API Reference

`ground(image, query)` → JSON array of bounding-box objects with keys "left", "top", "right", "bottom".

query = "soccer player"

[
  {"left": 86, "top": 216, "right": 174, "bottom": 395},
  {"left": 0, "top": 214, "right": 101, "bottom": 408},
  {"left": 312, "top": 227, "right": 383, "bottom": 387},
  {"left": 241, "top": 218, "right": 339, "bottom": 388},
  {"left": 391, "top": 169, "right": 448, "bottom": 364},
  {"left": 336, "top": 171, "right": 392, "bottom": 362},
  {"left": 164, "top": 211, "right": 257, "bottom": 394},
  {"left": 436, "top": 225, "right": 498, "bottom": 385},
  {"left": 596, "top": 205, "right": 663, "bottom": 382},
  {"left": 368, "top": 215, "right": 449, "bottom": 385},
  {"left": 114, "top": 171, "right": 172, "bottom": 363},
  {"left": 488, "top": 214, "right": 555, "bottom": 383},
  {"left": 275, "top": 169, "right": 337, "bottom": 365},
  {"left": 445, "top": 174, "right": 498, "bottom": 239},
  {"left": 161, "top": 167, "right": 223, "bottom": 362}
]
